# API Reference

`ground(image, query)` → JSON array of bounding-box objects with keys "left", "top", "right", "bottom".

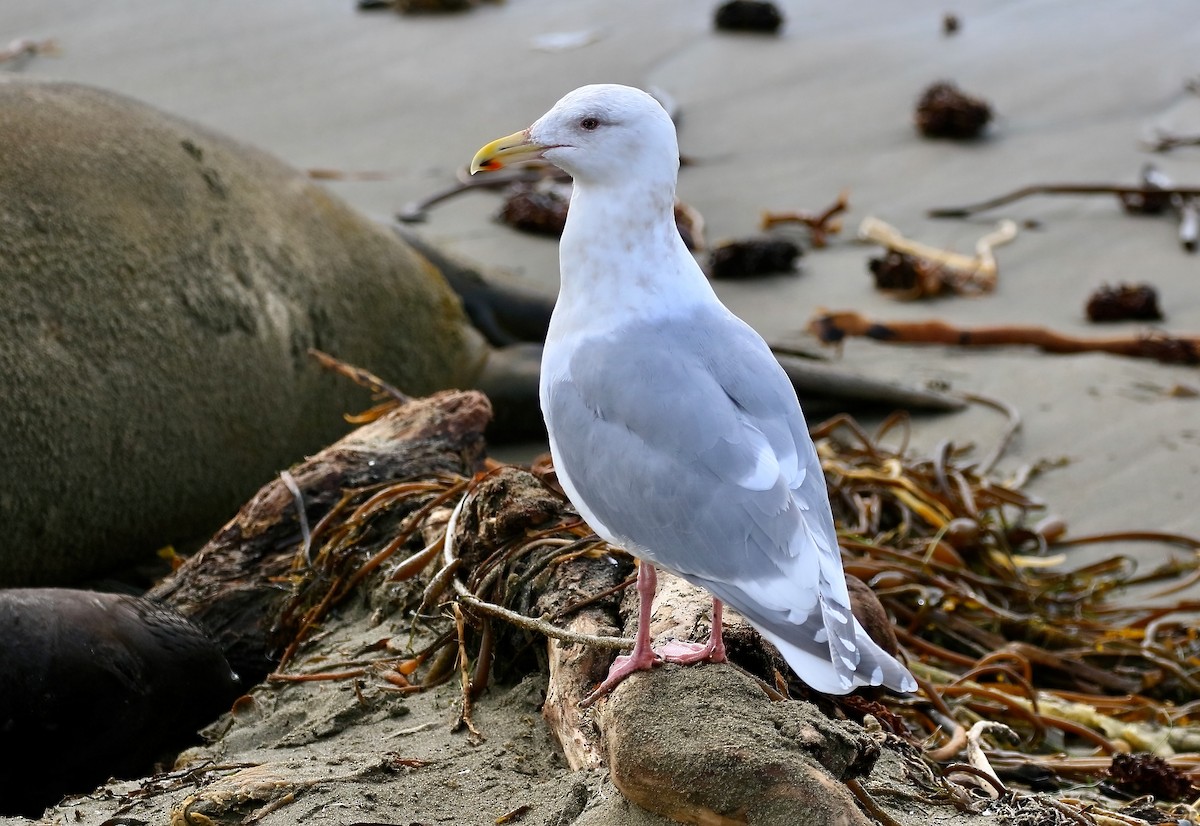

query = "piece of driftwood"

[
  {"left": 121, "top": 390, "right": 1185, "bottom": 825},
  {"left": 760, "top": 190, "right": 850, "bottom": 248},
  {"left": 929, "top": 183, "right": 1200, "bottom": 218},
  {"left": 858, "top": 217, "right": 1017, "bottom": 299},
  {"left": 809, "top": 310, "right": 1200, "bottom": 365},
  {"left": 592, "top": 658, "right": 879, "bottom": 826},
  {"left": 538, "top": 558, "right": 891, "bottom": 825},
  {"left": 148, "top": 390, "right": 492, "bottom": 683},
  {"left": 540, "top": 607, "right": 616, "bottom": 771},
  {"left": 445, "top": 466, "right": 892, "bottom": 825}
]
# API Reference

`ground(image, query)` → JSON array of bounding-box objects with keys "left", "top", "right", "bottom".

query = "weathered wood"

[
  {"left": 541, "top": 610, "right": 612, "bottom": 770},
  {"left": 592, "top": 665, "right": 878, "bottom": 826},
  {"left": 540, "top": 565, "right": 888, "bottom": 825},
  {"left": 148, "top": 390, "right": 492, "bottom": 683}
]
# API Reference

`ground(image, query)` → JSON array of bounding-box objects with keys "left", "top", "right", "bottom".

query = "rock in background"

[{"left": 0, "top": 78, "right": 488, "bottom": 586}]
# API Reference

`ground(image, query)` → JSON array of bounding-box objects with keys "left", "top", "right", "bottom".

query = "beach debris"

[
  {"left": 915, "top": 81, "right": 993, "bottom": 139},
  {"left": 0, "top": 37, "right": 58, "bottom": 67},
  {"left": 674, "top": 201, "right": 707, "bottom": 251},
  {"left": 809, "top": 310, "right": 1200, "bottom": 364},
  {"left": 498, "top": 180, "right": 571, "bottom": 237},
  {"left": 143, "top": 366, "right": 1200, "bottom": 823},
  {"left": 713, "top": 0, "right": 785, "bottom": 33},
  {"left": 1180, "top": 196, "right": 1199, "bottom": 252},
  {"left": 858, "top": 217, "right": 1017, "bottom": 299},
  {"left": 170, "top": 763, "right": 360, "bottom": 826},
  {"left": 1107, "top": 753, "right": 1198, "bottom": 802},
  {"left": 933, "top": 180, "right": 1200, "bottom": 218},
  {"left": 706, "top": 236, "right": 802, "bottom": 280},
  {"left": 495, "top": 803, "right": 534, "bottom": 824},
  {"left": 1085, "top": 283, "right": 1163, "bottom": 323},
  {"left": 306, "top": 167, "right": 398, "bottom": 181},
  {"left": 1123, "top": 166, "right": 1198, "bottom": 252},
  {"left": 397, "top": 164, "right": 564, "bottom": 223},
  {"left": 930, "top": 170, "right": 1200, "bottom": 252},
  {"left": 495, "top": 180, "right": 706, "bottom": 250},
  {"left": 868, "top": 252, "right": 939, "bottom": 298},
  {"left": 947, "top": 722, "right": 1018, "bottom": 798},
  {"left": 761, "top": 190, "right": 850, "bottom": 248},
  {"left": 1118, "top": 164, "right": 1175, "bottom": 214},
  {"left": 1146, "top": 130, "right": 1200, "bottom": 153},
  {"left": 357, "top": 0, "right": 497, "bottom": 13},
  {"left": 531, "top": 28, "right": 604, "bottom": 52},
  {"left": 942, "top": 12, "right": 961, "bottom": 35}
]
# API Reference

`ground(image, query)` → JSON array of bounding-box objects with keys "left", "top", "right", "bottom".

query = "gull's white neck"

[{"left": 547, "top": 177, "right": 717, "bottom": 343}]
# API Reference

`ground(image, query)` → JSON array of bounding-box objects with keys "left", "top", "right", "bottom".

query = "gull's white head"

[{"left": 471, "top": 84, "right": 679, "bottom": 189}]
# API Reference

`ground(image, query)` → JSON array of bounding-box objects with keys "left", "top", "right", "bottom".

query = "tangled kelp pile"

[
  {"left": 234, "top": 386, "right": 1200, "bottom": 825},
  {"left": 812, "top": 413, "right": 1200, "bottom": 806}
]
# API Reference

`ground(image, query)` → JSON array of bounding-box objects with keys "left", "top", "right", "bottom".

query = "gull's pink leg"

[
  {"left": 580, "top": 562, "right": 661, "bottom": 707},
  {"left": 657, "top": 599, "right": 728, "bottom": 665}
]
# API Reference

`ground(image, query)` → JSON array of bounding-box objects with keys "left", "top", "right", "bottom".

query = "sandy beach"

[
  {"left": 11, "top": 0, "right": 1197, "bottom": 542},
  {"left": 4, "top": 0, "right": 1200, "bottom": 823}
]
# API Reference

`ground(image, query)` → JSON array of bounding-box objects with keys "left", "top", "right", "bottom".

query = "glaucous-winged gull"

[{"left": 471, "top": 84, "right": 916, "bottom": 703}]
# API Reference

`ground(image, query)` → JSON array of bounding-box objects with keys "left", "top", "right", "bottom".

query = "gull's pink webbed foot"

[
  {"left": 580, "top": 563, "right": 727, "bottom": 707},
  {"left": 656, "top": 599, "right": 727, "bottom": 665}
]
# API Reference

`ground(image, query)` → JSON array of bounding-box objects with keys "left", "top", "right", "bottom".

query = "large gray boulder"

[{"left": 0, "top": 78, "right": 488, "bottom": 585}]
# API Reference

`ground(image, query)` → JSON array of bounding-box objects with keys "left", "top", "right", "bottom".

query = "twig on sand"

[
  {"left": 396, "top": 164, "right": 566, "bottom": 223},
  {"left": 928, "top": 183, "right": 1200, "bottom": 218},
  {"left": 760, "top": 190, "right": 850, "bottom": 247},
  {"left": 1145, "top": 131, "right": 1200, "bottom": 153}
]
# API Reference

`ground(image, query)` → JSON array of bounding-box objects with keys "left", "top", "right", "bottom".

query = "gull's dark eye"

[{"left": 579, "top": 117, "right": 600, "bottom": 131}]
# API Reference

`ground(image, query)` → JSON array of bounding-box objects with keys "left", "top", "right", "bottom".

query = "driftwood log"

[
  {"left": 148, "top": 389, "right": 491, "bottom": 683},
  {"left": 148, "top": 393, "right": 912, "bottom": 825},
  {"left": 447, "top": 467, "right": 899, "bottom": 826},
  {"left": 138, "top": 390, "right": 1111, "bottom": 826},
  {"left": 543, "top": 568, "right": 884, "bottom": 825}
]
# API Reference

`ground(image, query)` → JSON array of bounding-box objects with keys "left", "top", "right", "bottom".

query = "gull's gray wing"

[{"left": 543, "top": 308, "right": 911, "bottom": 691}]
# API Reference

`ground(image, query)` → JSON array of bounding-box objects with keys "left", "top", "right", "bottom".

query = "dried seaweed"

[
  {"left": 1085, "top": 284, "right": 1163, "bottom": 323},
  {"left": 707, "top": 237, "right": 802, "bottom": 280},
  {"left": 915, "top": 82, "right": 993, "bottom": 139},
  {"left": 1107, "top": 753, "right": 1198, "bottom": 801},
  {"left": 808, "top": 411, "right": 1200, "bottom": 806}
]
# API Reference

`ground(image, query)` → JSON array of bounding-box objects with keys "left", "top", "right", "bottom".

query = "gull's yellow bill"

[{"left": 470, "top": 129, "right": 548, "bottom": 174}]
